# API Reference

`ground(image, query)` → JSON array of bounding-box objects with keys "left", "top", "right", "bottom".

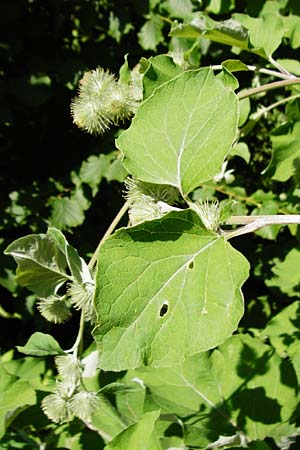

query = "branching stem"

[
  {"left": 237, "top": 77, "right": 300, "bottom": 100},
  {"left": 211, "top": 64, "right": 295, "bottom": 80},
  {"left": 251, "top": 93, "right": 300, "bottom": 121}
]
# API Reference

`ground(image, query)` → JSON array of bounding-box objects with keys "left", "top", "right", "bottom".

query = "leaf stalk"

[
  {"left": 237, "top": 77, "right": 300, "bottom": 100},
  {"left": 222, "top": 214, "right": 300, "bottom": 239}
]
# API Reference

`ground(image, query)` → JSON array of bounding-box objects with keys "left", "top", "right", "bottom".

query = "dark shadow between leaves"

[
  {"left": 231, "top": 387, "right": 281, "bottom": 428},
  {"left": 236, "top": 343, "right": 272, "bottom": 379},
  {"left": 280, "top": 356, "right": 299, "bottom": 390}
]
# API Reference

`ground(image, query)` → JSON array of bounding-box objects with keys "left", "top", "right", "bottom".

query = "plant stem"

[
  {"left": 222, "top": 214, "right": 300, "bottom": 239},
  {"left": 268, "top": 55, "right": 293, "bottom": 77},
  {"left": 72, "top": 311, "right": 85, "bottom": 357},
  {"left": 66, "top": 200, "right": 130, "bottom": 356},
  {"left": 251, "top": 93, "right": 300, "bottom": 121},
  {"left": 238, "top": 77, "right": 300, "bottom": 100},
  {"left": 88, "top": 199, "right": 130, "bottom": 270},
  {"left": 211, "top": 64, "right": 293, "bottom": 80}
]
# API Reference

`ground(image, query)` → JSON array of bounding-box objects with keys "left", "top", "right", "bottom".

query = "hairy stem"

[
  {"left": 268, "top": 55, "right": 294, "bottom": 78},
  {"left": 222, "top": 214, "right": 300, "bottom": 239},
  {"left": 68, "top": 310, "right": 85, "bottom": 357},
  {"left": 88, "top": 199, "right": 130, "bottom": 270},
  {"left": 66, "top": 200, "right": 130, "bottom": 357},
  {"left": 238, "top": 77, "right": 300, "bottom": 100},
  {"left": 251, "top": 93, "right": 300, "bottom": 121},
  {"left": 211, "top": 64, "right": 294, "bottom": 80}
]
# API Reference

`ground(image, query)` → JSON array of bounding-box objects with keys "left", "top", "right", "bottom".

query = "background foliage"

[{"left": 1, "top": 0, "right": 300, "bottom": 449}]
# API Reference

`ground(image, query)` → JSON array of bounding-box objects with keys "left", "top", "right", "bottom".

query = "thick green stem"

[{"left": 238, "top": 77, "right": 300, "bottom": 100}]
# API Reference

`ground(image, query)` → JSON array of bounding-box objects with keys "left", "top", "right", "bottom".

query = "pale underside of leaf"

[
  {"left": 93, "top": 210, "right": 249, "bottom": 370},
  {"left": 4, "top": 234, "right": 70, "bottom": 296}
]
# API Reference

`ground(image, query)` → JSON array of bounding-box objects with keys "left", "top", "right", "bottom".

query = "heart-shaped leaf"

[
  {"left": 117, "top": 69, "right": 238, "bottom": 197},
  {"left": 93, "top": 210, "right": 249, "bottom": 370}
]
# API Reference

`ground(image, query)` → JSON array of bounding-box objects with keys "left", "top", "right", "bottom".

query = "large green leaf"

[
  {"left": 266, "top": 248, "right": 300, "bottom": 295},
  {"left": 115, "top": 377, "right": 146, "bottom": 425},
  {"left": 3, "top": 357, "right": 47, "bottom": 391},
  {"left": 93, "top": 210, "right": 249, "bottom": 370},
  {"left": 4, "top": 232, "right": 71, "bottom": 296},
  {"left": 132, "top": 334, "right": 298, "bottom": 445},
  {"left": 104, "top": 410, "right": 161, "bottom": 450},
  {"left": 117, "top": 69, "right": 238, "bottom": 196},
  {"left": 0, "top": 364, "right": 36, "bottom": 438},
  {"left": 263, "top": 302, "right": 300, "bottom": 382},
  {"left": 170, "top": 13, "right": 266, "bottom": 58},
  {"left": 283, "top": 14, "right": 300, "bottom": 49},
  {"left": 91, "top": 395, "right": 127, "bottom": 442},
  {"left": 233, "top": 12, "right": 285, "bottom": 56}
]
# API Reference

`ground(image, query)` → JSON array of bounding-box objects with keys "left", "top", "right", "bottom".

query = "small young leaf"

[
  {"left": 4, "top": 233, "right": 70, "bottom": 296},
  {"left": 17, "top": 332, "right": 64, "bottom": 356},
  {"left": 79, "top": 154, "right": 111, "bottom": 195},
  {"left": 138, "top": 15, "right": 164, "bottom": 51},
  {"left": 229, "top": 142, "right": 250, "bottom": 162},
  {"left": 163, "top": 0, "right": 194, "bottom": 19},
  {"left": 47, "top": 227, "right": 92, "bottom": 285},
  {"left": 49, "top": 194, "right": 87, "bottom": 230},
  {"left": 282, "top": 14, "right": 300, "bottom": 49},
  {"left": 217, "top": 66, "right": 239, "bottom": 90},
  {"left": 222, "top": 59, "right": 249, "bottom": 72},
  {"left": 140, "top": 54, "right": 182, "bottom": 99}
]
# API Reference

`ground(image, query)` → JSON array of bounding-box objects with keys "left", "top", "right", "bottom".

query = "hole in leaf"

[
  {"left": 189, "top": 261, "right": 194, "bottom": 269},
  {"left": 159, "top": 302, "right": 168, "bottom": 317}
]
